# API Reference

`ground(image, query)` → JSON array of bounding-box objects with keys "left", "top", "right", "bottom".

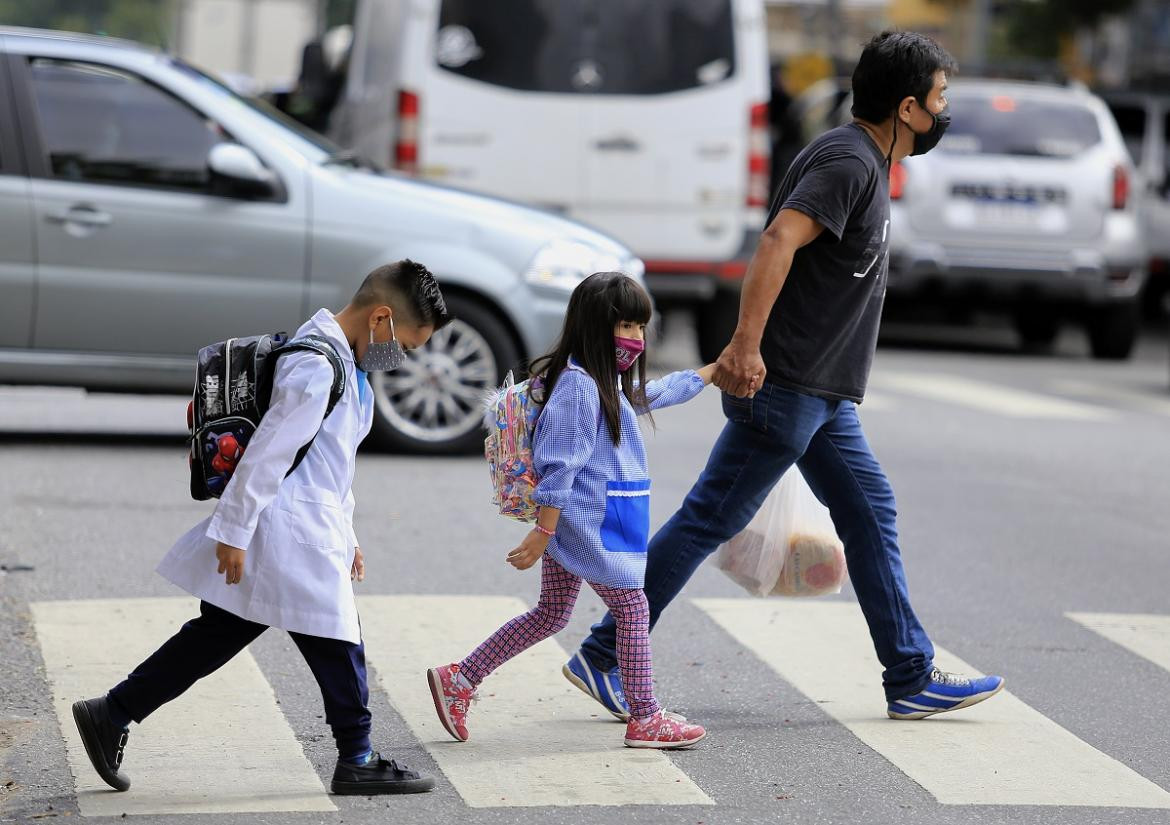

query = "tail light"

[
  {"left": 889, "top": 161, "right": 907, "bottom": 200},
  {"left": 1112, "top": 164, "right": 1129, "bottom": 210},
  {"left": 394, "top": 90, "right": 419, "bottom": 174},
  {"left": 747, "top": 102, "right": 770, "bottom": 208}
]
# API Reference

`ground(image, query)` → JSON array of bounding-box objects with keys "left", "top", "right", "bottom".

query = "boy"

[{"left": 72, "top": 260, "right": 449, "bottom": 795}]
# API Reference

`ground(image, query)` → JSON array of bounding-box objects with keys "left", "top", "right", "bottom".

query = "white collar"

[{"left": 305, "top": 308, "right": 355, "bottom": 364}]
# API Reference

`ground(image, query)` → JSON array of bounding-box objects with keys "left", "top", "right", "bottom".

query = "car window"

[
  {"left": 28, "top": 58, "right": 228, "bottom": 191},
  {"left": 940, "top": 93, "right": 1102, "bottom": 158},
  {"left": 435, "top": 0, "right": 736, "bottom": 95},
  {"left": 1108, "top": 102, "right": 1147, "bottom": 164}
]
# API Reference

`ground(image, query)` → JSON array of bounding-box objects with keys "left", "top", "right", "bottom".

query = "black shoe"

[
  {"left": 71, "top": 697, "right": 130, "bottom": 792},
  {"left": 330, "top": 752, "right": 435, "bottom": 795}
]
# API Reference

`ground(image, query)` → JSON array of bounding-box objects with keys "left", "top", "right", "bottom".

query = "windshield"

[
  {"left": 940, "top": 92, "right": 1102, "bottom": 158},
  {"left": 167, "top": 58, "right": 341, "bottom": 159},
  {"left": 435, "top": 0, "right": 736, "bottom": 95}
]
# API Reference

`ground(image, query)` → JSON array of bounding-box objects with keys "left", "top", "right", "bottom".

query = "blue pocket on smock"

[{"left": 600, "top": 479, "right": 651, "bottom": 554}]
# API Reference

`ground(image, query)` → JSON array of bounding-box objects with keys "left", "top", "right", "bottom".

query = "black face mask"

[{"left": 886, "top": 102, "right": 952, "bottom": 165}]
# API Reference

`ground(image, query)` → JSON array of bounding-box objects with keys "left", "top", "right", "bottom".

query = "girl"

[{"left": 428, "top": 271, "right": 715, "bottom": 749}]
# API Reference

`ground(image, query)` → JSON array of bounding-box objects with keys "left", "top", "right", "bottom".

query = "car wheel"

[
  {"left": 1086, "top": 301, "right": 1139, "bottom": 361},
  {"left": 367, "top": 295, "right": 520, "bottom": 453},
  {"left": 1014, "top": 307, "right": 1061, "bottom": 352},
  {"left": 697, "top": 287, "right": 740, "bottom": 365}
]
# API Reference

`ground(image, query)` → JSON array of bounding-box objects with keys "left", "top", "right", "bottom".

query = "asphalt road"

[{"left": 2, "top": 318, "right": 1169, "bottom": 825}]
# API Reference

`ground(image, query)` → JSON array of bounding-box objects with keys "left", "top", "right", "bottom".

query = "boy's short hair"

[
  {"left": 851, "top": 31, "right": 956, "bottom": 124},
  {"left": 354, "top": 259, "right": 451, "bottom": 330}
]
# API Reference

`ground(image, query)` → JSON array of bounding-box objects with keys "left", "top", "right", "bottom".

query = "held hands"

[
  {"left": 507, "top": 530, "right": 549, "bottom": 570},
  {"left": 351, "top": 546, "right": 365, "bottom": 582},
  {"left": 712, "top": 335, "right": 765, "bottom": 398},
  {"left": 215, "top": 541, "right": 246, "bottom": 585}
]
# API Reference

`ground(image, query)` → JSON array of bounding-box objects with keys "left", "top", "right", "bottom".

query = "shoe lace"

[{"left": 931, "top": 669, "right": 970, "bottom": 687}]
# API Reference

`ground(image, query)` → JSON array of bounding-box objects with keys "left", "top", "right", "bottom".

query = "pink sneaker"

[
  {"left": 624, "top": 709, "right": 706, "bottom": 749},
  {"left": 427, "top": 663, "right": 476, "bottom": 742}
]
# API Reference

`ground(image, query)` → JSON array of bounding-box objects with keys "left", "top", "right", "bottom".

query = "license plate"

[{"left": 946, "top": 201, "right": 1069, "bottom": 234}]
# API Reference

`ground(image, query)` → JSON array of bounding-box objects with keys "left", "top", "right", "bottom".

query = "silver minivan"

[{"left": 0, "top": 27, "right": 642, "bottom": 452}]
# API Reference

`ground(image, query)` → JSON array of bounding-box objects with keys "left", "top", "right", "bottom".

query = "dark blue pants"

[
  {"left": 580, "top": 382, "right": 935, "bottom": 702},
  {"left": 108, "top": 600, "right": 371, "bottom": 759}
]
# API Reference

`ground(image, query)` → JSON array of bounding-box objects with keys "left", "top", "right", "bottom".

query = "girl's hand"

[{"left": 507, "top": 531, "right": 549, "bottom": 570}]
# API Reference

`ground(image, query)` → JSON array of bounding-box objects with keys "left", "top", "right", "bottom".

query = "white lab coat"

[{"left": 157, "top": 309, "right": 374, "bottom": 644}]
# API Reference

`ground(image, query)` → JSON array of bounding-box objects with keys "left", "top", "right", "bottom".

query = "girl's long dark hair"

[{"left": 530, "top": 272, "right": 653, "bottom": 445}]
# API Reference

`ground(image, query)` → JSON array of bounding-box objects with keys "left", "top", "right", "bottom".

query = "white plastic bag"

[{"left": 715, "top": 467, "right": 847, "bottom": 598}]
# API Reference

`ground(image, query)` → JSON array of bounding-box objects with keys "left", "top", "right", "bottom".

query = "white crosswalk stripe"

[
  {"left": 692, "top": 599, "right": 1170, "bottom": 808},
  {"left": 31, "top": 598, "right": 336, "bottom": 816},
  {"left": 1067, "top": 612, "right": 1170, "bottom": 673},
  {"left": 875, "top": 371, "right": 1114, "bottom": 420},
  {"left": 358, "top": 594, "right": 713, "bottom": 808}
]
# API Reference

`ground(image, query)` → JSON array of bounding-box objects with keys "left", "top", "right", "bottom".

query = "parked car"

[
  {"left": 1102, "top": 91, "right": 1170, "bottom": 319},
  {"left": 887, "top": 80, "right": 1146, "bottom": 359},
  {"left": 324, "top": 0, "right": 770, "bottom": 363},
  {"left": 0, "top": 26, "right": 643, "bottom": 453}
]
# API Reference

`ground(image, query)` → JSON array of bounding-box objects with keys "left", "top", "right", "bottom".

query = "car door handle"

[{"left": 46, "top": 206, "right": 113, "bottom": 228}]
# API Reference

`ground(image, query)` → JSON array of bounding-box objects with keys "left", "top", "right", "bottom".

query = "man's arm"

[{"left": 713, "top": 209, "right": 826, "bottom": 398}]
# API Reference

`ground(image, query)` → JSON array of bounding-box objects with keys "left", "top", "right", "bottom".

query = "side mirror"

[{"left": 208, "top": 143, "right": 277, "bottom": 197}]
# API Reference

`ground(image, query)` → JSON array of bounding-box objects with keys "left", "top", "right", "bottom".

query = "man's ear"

[{"left": 896, "top": 95, "right": 917, "bottom": 125}]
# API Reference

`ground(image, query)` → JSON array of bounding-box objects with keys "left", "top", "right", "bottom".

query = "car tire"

[
  {"left": 697, "top": 287, "right": 740, "bottom": 365},
  {"left": 1014, "top": 307, "right": 1061, "bottom": 352},
  {"left": 1086, "top": 301, "right": 1139, "bottom": 361},
  {"left": 367, "top": 294, "right": 520, "bottom": 454}
]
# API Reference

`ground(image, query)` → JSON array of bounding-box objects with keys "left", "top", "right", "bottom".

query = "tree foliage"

[{"left": 0, "top": 0, "right": 178, "bottom": 47}]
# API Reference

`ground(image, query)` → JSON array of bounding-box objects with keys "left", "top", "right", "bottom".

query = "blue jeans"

[{"left": 580, "top": 382, "right": 934, "bottom": 702}]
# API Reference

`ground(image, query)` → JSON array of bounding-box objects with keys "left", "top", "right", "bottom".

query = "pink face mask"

[{"left": 615, "top": 336, "right": 645, "bottom": 372}]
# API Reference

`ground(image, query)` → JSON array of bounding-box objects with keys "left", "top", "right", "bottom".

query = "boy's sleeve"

[
  {"left": 344, "top": 489, "right": 358, "bottom": 549},
  {"left": 780, "top": 152, "right": 870, "bottom": 241},
  {"left": 532, "top": 371, "right": 600, "bottom": 511},
  {"left": 206, "top": 352, "right": 333, "bottom": 550},
  {"left": 641, "top": 369, "right": 706, "bottom": 413}
]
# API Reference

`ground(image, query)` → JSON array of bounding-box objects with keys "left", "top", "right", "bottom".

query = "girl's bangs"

[{"left": 612, "top": 276, "right": 653, "bottom": 325}]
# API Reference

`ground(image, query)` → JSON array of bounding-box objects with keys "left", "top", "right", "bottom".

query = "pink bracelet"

[{"left": 533, "top": 524, "right": 555, "bottom": 537}]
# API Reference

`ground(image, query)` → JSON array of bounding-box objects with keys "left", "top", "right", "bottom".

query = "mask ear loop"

[
  {"left": 886, "top": 116, "right": 898, "bottom": 168},
  {"left": 388, "top": 315, "right": 397, "bottom": 342}
]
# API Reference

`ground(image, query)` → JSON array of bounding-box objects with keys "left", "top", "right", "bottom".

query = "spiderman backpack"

[
  {"left": 187, "top": 333, "right": 345, "bottom": 501},
  {"left": 483, "top": 372, "right": 544, "bottom": 522}
]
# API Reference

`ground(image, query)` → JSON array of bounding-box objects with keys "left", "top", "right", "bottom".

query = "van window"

[
  {"left": 435, "top": 0, "right": 735, "bottom": 95},
  {"left": 28, "top": 58, "right": 227, "bottom": 191},
  {"left": 940, "top": 94, "right": 1101, "bottom": 158}
]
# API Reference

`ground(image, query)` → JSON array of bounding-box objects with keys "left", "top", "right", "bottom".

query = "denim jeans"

[{"left": 580, "top": 381, "right": 935, "bottom": 702}]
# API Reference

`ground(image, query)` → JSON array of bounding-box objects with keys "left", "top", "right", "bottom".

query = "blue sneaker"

[
  {"left": 562, "top": 651, "right": 630, "bottom": 720},
  {"left": 887, "top": 669, "right": 1005, "bottom": 719}
]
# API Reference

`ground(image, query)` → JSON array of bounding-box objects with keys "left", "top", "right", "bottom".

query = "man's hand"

[
  {"left": 507, "top": 530, "right": 549, "bottom": 570},
  {"left": 351, "top": 546, "right": 365, "bottom": 582},
  {"left": 713, "top": 336, "right": 766, "bottom": 398},
  {"left": 215, "top": 542, "right": 246, "bottom": 585}
]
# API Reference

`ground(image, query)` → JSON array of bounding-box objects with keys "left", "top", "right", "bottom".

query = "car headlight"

[{"left": 524, "top": 239, "right": 631, "bottom": 292}]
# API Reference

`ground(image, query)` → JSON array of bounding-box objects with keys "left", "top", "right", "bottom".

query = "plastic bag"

[{"left": 715, "top": 467, "right": 847, "bottom": 597}]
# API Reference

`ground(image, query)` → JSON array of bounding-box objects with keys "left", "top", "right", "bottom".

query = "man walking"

[{"left": 564, "top": 31, "right": 1005, "bottom": 721}]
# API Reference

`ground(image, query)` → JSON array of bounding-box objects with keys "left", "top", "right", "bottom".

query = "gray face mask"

[{"left": 359, "top": 317, "right": 406, "bottom": 372}]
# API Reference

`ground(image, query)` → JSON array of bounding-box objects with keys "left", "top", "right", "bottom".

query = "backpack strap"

[{"left": 273, "top": 334, "right": 347, "bottom": 477}]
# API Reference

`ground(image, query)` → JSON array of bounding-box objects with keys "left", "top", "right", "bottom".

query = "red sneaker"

[
  {"left": 624, "top": 710, "right": 706, "bottom": 749},
  {"left": 427, "top": 664, "right": 476, "bottom": 742}
]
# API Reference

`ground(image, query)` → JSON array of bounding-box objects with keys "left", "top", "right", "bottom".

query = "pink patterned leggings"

[{"left": 459, "top": 554, "right": 660, "bottom": 719}]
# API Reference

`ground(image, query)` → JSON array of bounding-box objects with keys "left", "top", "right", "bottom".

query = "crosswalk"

[{"left": 29, "top": 595, "right": 1170, "bottom": 816}]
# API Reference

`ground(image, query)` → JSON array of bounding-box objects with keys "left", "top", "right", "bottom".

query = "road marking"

[
  {"left": 359, "top": 594, "right": 713, "bottom": 808},
  {"left": 692, "top": 599, "right": 1170, "bottom": 808},
  {"left": 1050, "top": 379, "right": 1170, "bottom": 419},
  {"left": 31, "top": 598, "right": 335, "bottom": 816},
  {"left": 877, "top": 372, "right": 1112, "bottom": 420},
  {"left": 1067, "top": 613, "right": 1170, "bottom": 673}
]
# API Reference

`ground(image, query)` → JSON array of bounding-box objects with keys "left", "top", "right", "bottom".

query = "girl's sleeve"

[
  {"left": 640, "top": 369, "right": 706, "bottom": 413},
  {"left": 532, "top": 370, "right": 600, "bottom": 510},
  {"left": 206, "top": 351, "right": 333, "bottom": 550}
]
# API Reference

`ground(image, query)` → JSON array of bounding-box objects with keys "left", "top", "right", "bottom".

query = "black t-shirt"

[{"left": 758, "top": 123, "right": 890, "bottom": 403}]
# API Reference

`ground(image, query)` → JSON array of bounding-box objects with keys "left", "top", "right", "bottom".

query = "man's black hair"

[
  {"left": 850, "top": 31, "right": 956, "bottom": 124},
  {"left": 354, "top": 259, "right": 451, "bottom": 330}
]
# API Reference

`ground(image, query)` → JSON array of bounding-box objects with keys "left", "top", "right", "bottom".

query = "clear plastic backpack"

[{"left": 484, "top": 372, "right": 544, "bottom": 522}]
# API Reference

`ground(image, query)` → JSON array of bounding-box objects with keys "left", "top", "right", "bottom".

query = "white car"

[
  {"left": 327, "top": 0, "right": 771, "bottom": 362},
  {"left": 888, "top": 80, "right": 1147, "bottom": 359}
]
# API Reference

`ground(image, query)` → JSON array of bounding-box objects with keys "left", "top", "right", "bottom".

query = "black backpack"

[{"left": 186, "top": 333, "right": 346, "bottom": 501}]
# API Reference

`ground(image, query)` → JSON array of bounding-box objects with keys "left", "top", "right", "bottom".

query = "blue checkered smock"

[{"left": 532, "top": 361, "right": 706, "bottom": 588}]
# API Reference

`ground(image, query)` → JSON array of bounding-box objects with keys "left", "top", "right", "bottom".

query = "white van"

[{"left": 329, "top": 0, "right": 771, "bottom": 361}]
